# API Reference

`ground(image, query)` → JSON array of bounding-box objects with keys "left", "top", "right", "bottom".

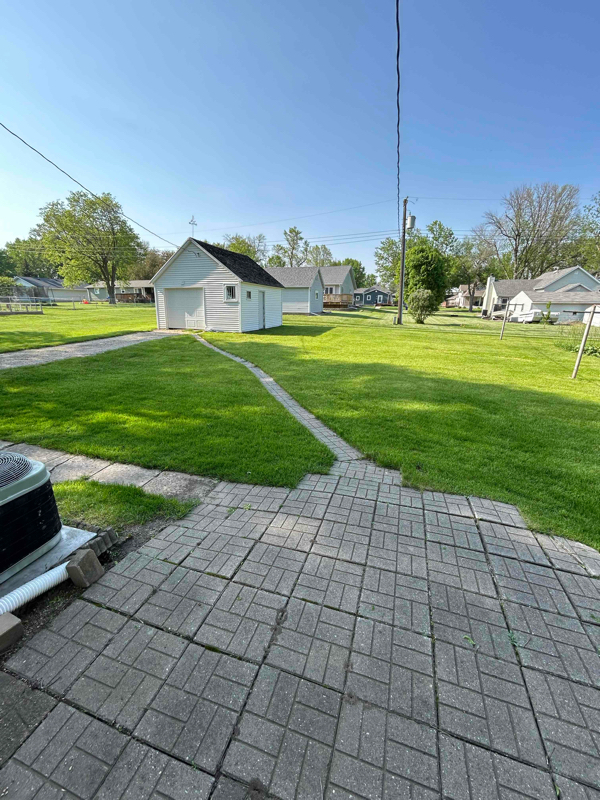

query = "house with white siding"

[
  {"left": 482, "top": 266, "right": 600, "bottom": 315},
  {"left": 13, "top": 276, "right": 89, "bottom": 302},
  {"left": 151, "top": 239, "right": 283, "bottom": 332},
  {"left": 264, "top": 266, "right": 324, "bottom": 314}
]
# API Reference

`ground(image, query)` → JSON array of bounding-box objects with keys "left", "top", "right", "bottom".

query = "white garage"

[{"left": 151, "top": 238, "right": 283, "bottom": 332}]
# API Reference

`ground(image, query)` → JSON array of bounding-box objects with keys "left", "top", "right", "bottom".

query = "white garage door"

[{"left": 166, "top": 288, "right": 205, "bottom": 329}]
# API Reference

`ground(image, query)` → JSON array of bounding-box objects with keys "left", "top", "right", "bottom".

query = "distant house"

[
  {"left": 482, "top": 266, "right": 600, "bottom": 315},
  {"left": 87, "top": 280, "right": 155, "bottom": 302},
  {"left": 452, "top": 284, "right": 485, "bottom": 309},
  {"left": 151, "top": 238, "right": 283, "bottom": 332},
  {"left": 509, "top": 289, "right": 600, "bottom": 323},
  {"left": 353, "top": 286, "right": 393, "bottom": 306},
  {"left": 13, "top": 276, "right": 88, "bottom": 302},
  {"left": 320, "top": 265, "right": 357, "bottom": 307},
  {"left": 264, "top": 267, "right": 324, "bottom": 314}
]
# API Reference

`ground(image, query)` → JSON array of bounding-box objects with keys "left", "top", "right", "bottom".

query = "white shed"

[
  {"left": 151, "top": 238, "right": 283, "bottom": 332},
  {"left": 509, "top": 289, "right": 600, "bottom": 323},
  {"left": 583, "top": 305, "right": 600, "bottom": 327},
  {"left": 264, "top": 266, "right": 324, "bottom": 314}
]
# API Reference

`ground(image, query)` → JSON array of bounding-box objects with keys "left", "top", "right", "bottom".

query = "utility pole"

[
  {"left": 189, "top": 216, "right": 197, "bottom": 239},
  {"left": 395, "top": 197, "right": 414, "bottom": 324},
  {"left": 572, "top": 305, "right": 597, "bottom": 379}
]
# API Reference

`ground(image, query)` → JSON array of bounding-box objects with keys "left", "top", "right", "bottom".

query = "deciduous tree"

[
  {"left": 407, "top": 288, "right": 438, "bottom": 324},
  {"left": 270, "top": 227, "right": 309, "bottom": 268},
  {"left": 405, "top": 241, "right": 448, "bottom": 305},
  {"left": 38, "top": 192, "right": 144, "bottom": 304},
  {"left": 218, "top": 233, "right": 268, "bottom": 265},
  {"left": 307, "top": 244, "right": 333, "bottom": 268},
  {"left": 5, "top": 236, "right": 58, "bottom": 277},
  {"left": 482, "top": 183, "right": 579, "bottom": 279}
]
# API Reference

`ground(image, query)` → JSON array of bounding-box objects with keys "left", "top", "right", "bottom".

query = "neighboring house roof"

[
  {"left": 518, "top": 290, "right": 600, "bottom": 305},
  {"left": 263, "top": 266, "right": 322, "bottom": 288},
  {"left": 355, "top": 285, "right": 391, "bottom": 294},
  {"left": 458, "top": 285, "right": 484, "bottom": 296},
  {"left": 193, "top": 240, "right": 283, "bottom": 288},
  {"left": 16, "top": 276, "right": 87, "bottom": 290},
  {"left": 532, "top": 266, "right": 585, "bottom": 289},
  {"left": 87, "top": 280, "right": 154, "bottom": 289},
  {"left": 491, "top": 279, "right": 537, "bottom": 298},
  {"left": 319, "top": 265, "right": 356, "bottom": 288}
]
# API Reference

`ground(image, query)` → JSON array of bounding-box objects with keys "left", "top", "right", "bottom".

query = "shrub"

[{"left": 408, "top": 288, "right": 439, "bottom": 324}]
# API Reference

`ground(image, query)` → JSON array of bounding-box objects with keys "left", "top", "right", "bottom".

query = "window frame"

[
  {"left": 224, "top": 284, "right": 238, "bottom": 302},
  {"left": 315, "top": 291, "right": 319, "bottom": 299},
  {"left": 246, "top": 290, "right": 252, "bottom": 300}
]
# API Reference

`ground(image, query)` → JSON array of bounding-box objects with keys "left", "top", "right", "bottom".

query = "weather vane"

[{"left": 189, "top": 215, "right": 197, "bottom": 238}]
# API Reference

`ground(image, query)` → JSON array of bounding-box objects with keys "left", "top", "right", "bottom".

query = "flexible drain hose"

[{"left": 0, "top": 563, "right": 69, "bottom": 615}]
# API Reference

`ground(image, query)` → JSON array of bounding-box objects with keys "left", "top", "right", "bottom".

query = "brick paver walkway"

[
  {"left": 3, "top": 343, "right": 600, "bottom": 798},
  {"left": 0, "top": 331, "right": 174, "bottom": 370}
]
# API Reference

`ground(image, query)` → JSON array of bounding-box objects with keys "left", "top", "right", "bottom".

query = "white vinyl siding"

[
  {"left": 309, "top": 274, "right": 324, "bottom": 314},
  {"left": 154, "top": 242, "right": 241, "bottom": 331},
  {"left": 240, "top": 284, "right": 282, "bottom": 331},
  {"left": 281, "top": 287, "right": 310, "bottom": 314},
  {"left": 165, "top": 288, "right": 205, "bottom": 329}
]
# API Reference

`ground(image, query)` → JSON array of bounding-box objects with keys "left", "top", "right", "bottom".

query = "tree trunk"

[
  {"left": 107, "top": 283, "right": 116, "bottom": 305},
  {"left": 469, "top": 291, "right": 474, "bottom": 312}
]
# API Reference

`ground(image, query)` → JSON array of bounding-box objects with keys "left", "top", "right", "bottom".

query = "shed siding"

[
  {"left": 240, "top": 284, "right": 282, "bottom": 330},
  {"left": 282, "top": 287, "right": 310, "bottom": 314},
  {"left": 154, "top": 242, "right": 241, "bottom": 331}
]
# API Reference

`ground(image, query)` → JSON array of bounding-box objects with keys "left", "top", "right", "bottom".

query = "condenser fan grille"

[{"left": 0, "top": 452, "right": 33, "bottom": 488}]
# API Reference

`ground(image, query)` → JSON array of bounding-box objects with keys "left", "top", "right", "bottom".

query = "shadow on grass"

[{"left": 203, "top": 338, "right": 600, "bottom": 544}]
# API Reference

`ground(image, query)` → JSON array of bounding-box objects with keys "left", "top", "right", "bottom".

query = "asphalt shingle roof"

[
  {"left": 520, "top": 289, "right": 600, "bottom": 304},
  {"left": 193, "top": 240, "right": 283, "bottom": 288},
  {"left": 355, "top": 285, "right": 391, "bottom": 294},
  {"left": 263, "top": 266, "right": 321, "bottom": 288},
  {"left": 319, "top": 265, "right": 355, "bottom": 286}
]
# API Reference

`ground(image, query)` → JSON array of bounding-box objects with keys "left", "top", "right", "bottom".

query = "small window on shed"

[
  {"left": 224, "top": 285, "right": 237, "bottom": 301},
  {"left": 246, "top": 290, "right": 252, "bottom": 300}
]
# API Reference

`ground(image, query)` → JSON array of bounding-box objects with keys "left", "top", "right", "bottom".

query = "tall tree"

[
  {"left": 450, "top": 236, "right": 493, "bottom": 311},
  {"left": 5, "top": 236, "right": 58, "bottom": 277},
  {"left": 364, "top": 272, "right": 377, "bottom": 286},
  {"left": 38, "top": 191, "right": 145, "bottom": 304},
  {"left": 374, "top": 238, "right": 402, "bottom": 292},
  {"left": 269, "top": 227, "right": 309, "bottom": 268},
  {"left": 579, "top": 192, "right": 600, "bottom": 276},
  {"left": 331, "top": 257, "right": 367, "bottom": 287},
  {"left": 426, "top": 221, "right": 459, "bottom": 258},
  {"left": 306, "top": 244, "right": 333, "bottom": 268},
  {"left": 405, "top": 241, "right": 448, "bottom": 305},
  {"left": 130, "top": 246, "right": 174, "bottom": 280},
  {"left": 217, "top": 233, "right": 268, "bottom": 265},
  {"left": 482, "top": 183, "right": 580, "bottom": 279},
  {"left": 0, "top": 248, "right": 16, "bottom": 278}
]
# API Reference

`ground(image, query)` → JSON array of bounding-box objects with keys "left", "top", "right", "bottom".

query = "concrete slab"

[
  {"left": 92, "top": 462, "right": 161, "bottom": 487},
  {"left": 49, "top": 454, "right": 112, "bottom": 483},
  {"left": 142, "top": 470, "right": 215, "bottom": 500},
  {"left": 4, "top": 443, "right": 72, "bottom": 467},
  {"left": 0, "top": 526, "right": 96, "bottom": 598},
  {"left": 0, "top": 440, "right": 12, "bottom": 450}
]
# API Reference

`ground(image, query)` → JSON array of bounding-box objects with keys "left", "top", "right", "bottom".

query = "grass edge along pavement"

[
  {"left": 0, "top": 304, "right": 157, "bottom": 353},
  {"left": 204, "top": 309, "right": 600, "bottom": 547},
  {"left": 0, "top": 336, "right": 334, "bottom": 487},
  {"left": 54, "top": 479, "right": 196, "bottom": 531}
]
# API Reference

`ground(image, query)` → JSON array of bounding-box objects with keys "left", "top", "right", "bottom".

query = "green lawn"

[
  {"left": 0, "top": 304, "right": 157, "bottom": 353},
  {"left": 204, "top": 308, "right": 600, "bottom": 546},
  {"left": 54, "top": 480, "right": 196, "bottom": 531},
  {"left": 0, "top": 336, "right": 333, "bottom": 486}
]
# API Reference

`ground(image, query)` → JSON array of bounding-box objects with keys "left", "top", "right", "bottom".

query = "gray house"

[
  {"left": 482, "top": 266, "right": 600, "bottom": 315},
  {"left": 320, "top": 265, "right": 357, "bottom": 307},
  {"left": 264, "top": 267, "right": 324, "bottom": 314},
  {"left": 354, "top": 285, "right": 393, "bottom": 306}
]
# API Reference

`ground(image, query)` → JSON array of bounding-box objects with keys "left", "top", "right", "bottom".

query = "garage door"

[{"left": 166, "top": 288, "right": 205, "bottom": 329}]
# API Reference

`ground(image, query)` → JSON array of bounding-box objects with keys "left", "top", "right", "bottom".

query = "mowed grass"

[
  {"left": 0, "top": 304, "right": 157, "bottom": 353},
  {"left": 54, "top": 480, "right": 196, "bottom": 531},
  {"left": 0, "top": 336, "right": 333, "bottom": 486},
  {"left": 205, "top": 308, "right": 600, "bottom": 545}
]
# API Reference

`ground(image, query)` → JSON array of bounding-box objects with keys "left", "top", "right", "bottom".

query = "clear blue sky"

[{"left": 1, "top": 0, "right": 598, "bottom": 270}]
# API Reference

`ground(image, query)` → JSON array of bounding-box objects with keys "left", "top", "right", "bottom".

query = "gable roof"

[
  {"left": 87, "top": 280, "right": 153, "bottom": 289},
  {"left": 319, "top": 265, "right": 356, "bottom": 288},
  {"left": 355, "top": 285, "right": 391, "bottom": 294},
  {"left": 16, "top": 276, "right": 87, "bottom": 290},
  {"left": 263, "top": 266, "right": 322, "bottom": 288},
  {"left": 518, "top": 289, "right": 600, "bottom": 305},
  {"left": 150, "top": 238, "right": 283, "bottom": 288},
  {"left": 532, "top": 266, "right": 585, "bottom": 289},
  {"left": 491, "top": 267, "right": 600, "bottom": 299},
  {"left": 491, "top": 279, "right": 537, "bottom": 298},
  {"left": 193, "top": 240, "right": 283, "bottom": 287}
]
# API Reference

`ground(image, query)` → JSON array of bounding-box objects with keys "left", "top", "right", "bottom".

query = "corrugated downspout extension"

[{"left": 0, "top": 562, "right": 69, "bottom": 616}]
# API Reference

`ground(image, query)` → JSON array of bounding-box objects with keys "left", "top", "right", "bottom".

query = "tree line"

[
  {"left": 0, "top": 196, "right": 376, "bottom": 302},
  {"left": 374, "top": 183, "right": 600, "bottom": 312}
]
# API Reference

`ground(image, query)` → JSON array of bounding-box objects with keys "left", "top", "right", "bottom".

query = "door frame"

[{"left": 259, "top": 291, "right": 266, "bottom": 329}]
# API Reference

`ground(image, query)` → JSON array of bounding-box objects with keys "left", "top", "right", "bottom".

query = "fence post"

[
  {"left": 500, "top": 302, "right": 510, "bottom": 340},
  {"left": 572, "top": 305, "right": 597, "bottom": 379}
]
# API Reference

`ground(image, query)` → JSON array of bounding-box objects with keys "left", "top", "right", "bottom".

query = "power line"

[{"left": 0, "top": 121, "right": 178, "bottom": 248}]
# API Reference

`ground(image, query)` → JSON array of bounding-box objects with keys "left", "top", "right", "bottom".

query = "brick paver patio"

[{"left": 2, "top": 344, "right": 600, "bottom": 798}]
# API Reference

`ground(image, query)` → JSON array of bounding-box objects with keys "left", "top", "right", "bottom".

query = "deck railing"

[{"left": 323, "top": 294, "right": 354, "bottom": 305}]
